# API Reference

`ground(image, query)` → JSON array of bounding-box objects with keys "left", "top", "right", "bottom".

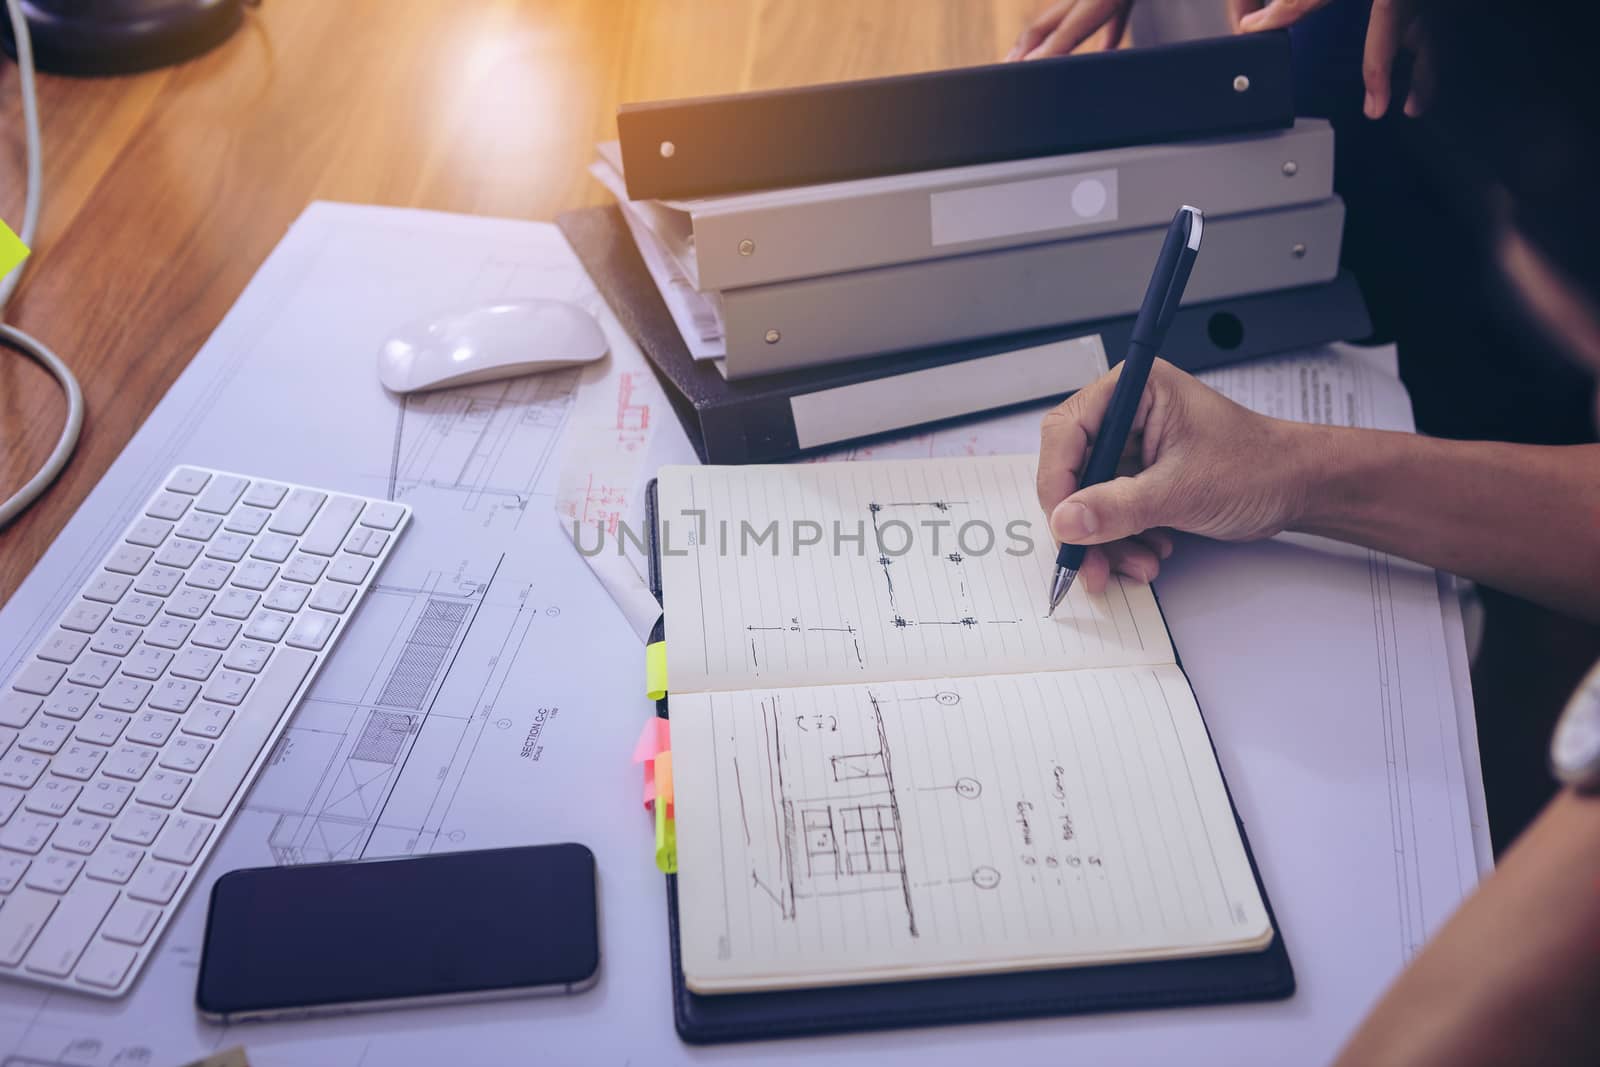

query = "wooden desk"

[{"left": 0, "top": 0, "right": 1053, "bottom": 603}]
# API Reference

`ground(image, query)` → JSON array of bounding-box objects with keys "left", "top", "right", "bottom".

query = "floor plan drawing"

[{"left": 867, "top": 500, "right": 1021, "bottom": 630}]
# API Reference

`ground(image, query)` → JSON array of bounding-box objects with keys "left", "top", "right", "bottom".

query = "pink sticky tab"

[
  {"left": 642, "top": 762, "right": 657, "bottom": 811},
  {"left": 632, "top": 717, "right": 669, "bottom": 764}
]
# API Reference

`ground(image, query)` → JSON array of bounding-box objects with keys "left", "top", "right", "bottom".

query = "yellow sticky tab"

[
  {"left": 655, "top": 795, "right": 677, "bottom": 873},
  {"left": 0, "top": 219, "right": 29, "bottom": 278},
  {"left": 646, "top": 641, "right": 668, "bottom": 701},
  {"left": 656, "top": 750, "right": 674, "bottom": 819}
]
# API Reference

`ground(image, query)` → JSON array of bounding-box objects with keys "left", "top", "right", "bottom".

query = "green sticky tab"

[
  {"left": 646, "top": 641, "right": 668, "bottom": 701},
  {"left": 655, "top": 794, "right": 677, "bottom": 874},
  {"left": 0, "top": 219, "right": 29, "bottom": 278}
]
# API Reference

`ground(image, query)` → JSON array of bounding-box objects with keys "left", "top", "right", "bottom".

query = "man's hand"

[
  {"left": 1005, "top": 0, "right": 1133, "bottom": 61},
  {"left": 1036, "top": 359, "right": 1310, "bottom": 594}
]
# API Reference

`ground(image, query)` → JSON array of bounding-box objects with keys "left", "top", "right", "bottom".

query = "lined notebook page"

[
  {"left": 671, "top": 664, "right": 1270, "bottom": 992},
  {"left": 657, "top": 458, "right": 1173, "bottom": 692}
]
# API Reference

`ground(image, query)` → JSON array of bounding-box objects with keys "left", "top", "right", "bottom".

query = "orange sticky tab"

[{"left": 656, "top": 750, "right": 674, "bottom": 819}]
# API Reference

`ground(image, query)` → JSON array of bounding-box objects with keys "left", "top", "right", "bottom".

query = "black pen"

[{"left": 1048, "top": 204, "right": 1204, "bottom": 616}]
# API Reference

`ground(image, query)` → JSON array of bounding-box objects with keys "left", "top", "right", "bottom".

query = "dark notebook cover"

[
  {"left": 643, "top": 482, "right": 1294, "bottom": 1045},
  {"left": 618, "top": 33, "right": 1294, "bottom": 200},
  {"left": 557, "top": 205, "right": 1371, "bottom": 464}
]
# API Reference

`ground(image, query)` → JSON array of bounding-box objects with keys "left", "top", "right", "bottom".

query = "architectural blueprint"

[{"left": 0, "top": 202, "right": 1484, "bottom": 1066}]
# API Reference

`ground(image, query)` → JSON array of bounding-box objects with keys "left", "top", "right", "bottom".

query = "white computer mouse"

[{"left": 377, "top": 298, "right": 609, "bottom": 394}]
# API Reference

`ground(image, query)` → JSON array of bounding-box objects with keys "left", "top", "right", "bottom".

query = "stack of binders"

[{"left": 560, "top": 30, "right": 1370, "bottom": 463}]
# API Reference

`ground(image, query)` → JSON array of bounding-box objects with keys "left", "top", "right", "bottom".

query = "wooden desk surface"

[{"left": 0, "top": 0, "right": 1055, "bottom": 604}]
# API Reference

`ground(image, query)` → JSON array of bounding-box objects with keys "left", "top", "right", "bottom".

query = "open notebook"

[{"left": 657, "top": 456, "right": 1273, "bottom": 996}]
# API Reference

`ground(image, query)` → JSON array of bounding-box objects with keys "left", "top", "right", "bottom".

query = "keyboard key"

[
  {"left": 0, "top": 752, "right": 50, "bottom": 790},
  {"left": 263, "top": 582, "right": 309, "bottom": 613},
  {"left": 187, "top": 559, "right": 233, "bottom": 590},
  {"left": 0, "top": 728, "right": 14, "bottom": 757},
  {"left": 327, "top": 555, "right": 372, "bottom": 585},
  {"left": 281, "top": 553, "right": 326, "bottom": 584},
  {"left": 184, "top": 649, "right": 313, "bottom": 818},
  {"left": 170, "top": 648, "right": 221, "bottom": 681},
  {"left": 77, "top": 780, "right": 134, "bottom": 818},
  {"left": 164, "top": 588, "right": 213, "bottom": 620},
  {"left": 285, "top": 612, "right": 337, "bottom": 651},
  {"left": 0, "top": 854, "right": 29, "bottom": 892},
  {"left": 243, "top": 610, "right": 291, "bottom": 643},
  {"left": 76, "top": 711, "right": 130, "bottom": 747},
  {"left": 136, "top": 771, "right": 189, "bottom": 809},
  {"left": 165, "top": 467, "right": 211, "bottom": 495},
  {"left": 152, "top": 815, "right": 213, "bottom": 865},
  {"left": 223, "top": 641, "right": 273, "bottom": 674},
  {"left": 204, "top": 533, "right": 253, "bottom": 563},
  {"left": 50, "top": 814, "right": 110, "bottom": 854},
  {"left": 232, "top": 560, "right": 278, "bottom": 591},
  {"left": 121, "top": 646, "right": 172, "bottom": 681},
  {"left": 14, "top": 661, "right": 66, "bottom": 696},
  {"left": 359, "top": 501, "right": 405, "bottom": 530},
  {"left": 175, "top": 511, "right": 222, "bottom": 541},
  {"left": 24, "top": 852, "right": 85, "bottom": 894},
  {"left": 18, "top": 718, "right": 71, "bottom": 755},
  {"left": 147, "top": 678, "right": 200, "bottom": 714},
  {"left": 110, "top": 594, "right": 163, "bottom": 626},
  {"left": 309, "top": 583, "right": 356, "bottom": 613},
  {"left": 181, "top": 703, "right": 233, "bottom": 739},
  {"left": 96, "top": 678, "right": 151, "bottom": 712},
  {"left": 83, "top": 573, "right": 133, "bottom": 605},
  {"left": 159, "top": 737, "right": 212, "bottom": 774},
  {"left": 102, "top": 898, "right": 160, "bottom": 943},
  {"left": 74, "top": 939, "right": 138, "bottom": 990},
  {"left": 24, "top": 778, "right": 80, "bottom": 816},
  {"left": 212, "top": 588, "right": 259, "bottom": 620},
  {"left": 0, "top": 813, "right": 56, "bottom": 853},
  {"left": 191, "top": 617, "right": 241, "bottom": 650},
  {"left": 61, "top": 600, "right": 112, "bottom": 633},
  {"left": 202, "top": 672, "right": 254, "bottom": 706},
  {"left": 357, "top": 530, "right": 389, "bottom": 556},
  {"left": 250, "top": 533, "right": 296, "bottom": 563},
  {"left": 126, "top": 712, "right": 179, "bottom": 747},
  {"left": 110, "top": 807, "right": 165, "bottom": 846},
  {"left": 132, "top": 566, "right": 183, "bottom": 598},
  {"left": 125, "top": 518, "right": 173, "bottom": 548},
  {"left": 86, "top": 843, "right": 145, "bottom": 884},
  {"left": 0, "top": 692, "right": 41, "bottom": 728},
  {"left": 23, "top": 880, "right": 116, "bottom": 976},
  {"left": 36, "top": 630, "right": 88, "bottom": 665},
  {"left": 300, "top": 495, "right": 364, "bottom": 556},
  {"left": 41, "top": 685, "right": 95, "bottom": 722},
  {"left": 102, "top": 745, "right": 156, "bottom": 782},
  {"left": 195, "top": 474, "right": 249, "bottom": 514},
  {"left": 50, "top": 744, "right": 105, "bottom": 780},
  {"left": 154, "top": 537, "right": 204, "bottom": 569},
  {"left": 0, "top": 787, "right": 22, "bottom": 823},
  {"left": 103, "top": 544, "right": 153, "bottom": 575},
  {"left": 223, "top": 507, "right": 270, "bottom": 536},
  {"left": 66, "top": 655, "right": 118, "bottom": 688},
  {"left": 268, "top": 488, "right": 326, "bottom": 535},
  {"left": 145, "top": 491, "right": 191, "bottom": 522},
  {"left": 141, "top": 615, "right": 194, "bottom": 649},
  {"left": 242, "top": 481, "right": 287, "bottom": 508},
  {"left": 89, "top": 624, "right": 141, "bottom": 657},
  {"left": 127, "top": 860, "right": 186, "bottom": 905},
  {"left": 0, "top": 888, "right": 58, "bottom": 966}
]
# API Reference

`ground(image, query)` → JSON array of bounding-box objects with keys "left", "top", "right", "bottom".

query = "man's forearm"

[{"left": 1288, "top": 429, "right": 1600, "bottom": 620}]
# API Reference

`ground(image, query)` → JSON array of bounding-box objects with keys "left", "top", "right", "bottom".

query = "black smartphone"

[{"left": 196, "top": 843, "right": 599, "bottom": 1023}]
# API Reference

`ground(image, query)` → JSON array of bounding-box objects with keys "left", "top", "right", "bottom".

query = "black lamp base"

[{"left": 0, "top": 0, "right": 244, "bottom": 77}]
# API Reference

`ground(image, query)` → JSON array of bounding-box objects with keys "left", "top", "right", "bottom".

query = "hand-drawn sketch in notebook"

[{"left": 657, "top": 457, "right": 1274, "bottom": 994}]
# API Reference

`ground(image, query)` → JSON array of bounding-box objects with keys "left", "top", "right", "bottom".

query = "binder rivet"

[
  {"left": 765, "top": 329, "right": 781, "bottom": 344},
  {"left": 1282, "top": 160, "right": 1298, "bottom": 177},
  {"left": 739, "top": 239, "right": 756, "bottom": 256},
  {"left": 659, "top": 140, "right": 676, "bottom": 159},
  {"left": 1291, "top": 243, "right": 1307, "bottom": 259},
  {"left": 1233, "top": 74, "right": 1250, "bottom": 93}
]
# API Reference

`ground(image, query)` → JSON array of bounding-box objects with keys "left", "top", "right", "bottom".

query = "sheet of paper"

[
  {"left": 674, "top": 665, "right": 1269, "bottom": 992},
  {"left": 656, "top": 457, "right": 1174, "bottom": 693},
  {"left": 0, "top": 188, "right": 1485, "bottom": 1067}
]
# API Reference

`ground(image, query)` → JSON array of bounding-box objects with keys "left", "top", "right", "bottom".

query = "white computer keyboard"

[{"left": 0, "top": 467, "right": 408, "bottom": 997}]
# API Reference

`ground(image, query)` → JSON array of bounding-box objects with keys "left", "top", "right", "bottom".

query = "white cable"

[{"left": 1, "top": 0, "right": 83, "bottom": 528}]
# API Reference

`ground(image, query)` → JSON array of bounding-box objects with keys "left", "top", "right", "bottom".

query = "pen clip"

[{"left": 1153, "top": 208, "right": 1203, "bottom": 336}]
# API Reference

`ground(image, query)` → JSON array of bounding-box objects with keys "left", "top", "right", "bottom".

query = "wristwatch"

[{"left": 1551, "top": 658, "right": 1600, "bottom": 792}]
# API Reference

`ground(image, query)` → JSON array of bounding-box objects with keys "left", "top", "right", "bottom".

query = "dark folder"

[
  {"left": 557, "top": 205, "right": 1372, "bottom": 464},
  {"left": 643, "top": 483, "right": 1294, "bottom": 1044},
  {"left": 617, "top": 33, "right": 1294, "bottom": 200}
]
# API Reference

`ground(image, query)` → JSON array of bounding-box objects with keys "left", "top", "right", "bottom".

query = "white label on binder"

[
  {"left": 789, "top": 334, "right": 1108, "bottom": 450},
  {"left": 929, "top": 168, "right": 1119, "bottom": 247}
]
